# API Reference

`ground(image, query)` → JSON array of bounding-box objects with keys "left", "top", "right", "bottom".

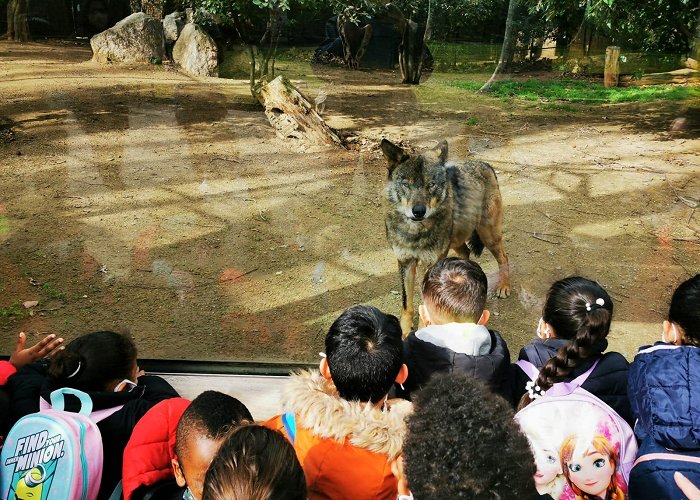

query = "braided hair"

[
  {"left": 669, "top": 274, "right": 700, "bottom": 347},
  {"left": 519, "top": 277, "right": 613, "bottom": 410}
]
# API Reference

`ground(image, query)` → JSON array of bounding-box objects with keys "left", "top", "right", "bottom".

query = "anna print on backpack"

[{"left": 561, "top": 434, "right": 625, "bottom": 500}]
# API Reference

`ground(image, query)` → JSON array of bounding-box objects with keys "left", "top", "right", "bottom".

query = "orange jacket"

[{"left": 263, "top": 370, "right": 412, "bottom": 500}]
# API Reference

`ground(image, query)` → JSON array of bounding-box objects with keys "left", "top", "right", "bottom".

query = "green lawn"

[{"left": 449, "top": 79, "right": 694, "bottom": 103}]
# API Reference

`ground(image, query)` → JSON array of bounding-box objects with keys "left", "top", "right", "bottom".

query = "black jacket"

[
  {"left": 397, "top": 328, "right": 511, "bottom": 400},
  {"left": 6, "top": 361, "right": 179, "bottom": 500},
  {"left": 509, "top": 338, "right": 632, "bottom": 426}
]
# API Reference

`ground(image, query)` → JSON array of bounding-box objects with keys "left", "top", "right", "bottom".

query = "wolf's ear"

[
  {"left": 381, "top": 139, "right": 409, "bottom": 171},
  {"left": 432, "top": 140, "right": 448, "bottom": 163}
]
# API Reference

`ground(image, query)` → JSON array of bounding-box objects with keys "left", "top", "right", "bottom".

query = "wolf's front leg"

[{"left": 399, "top": 259, "right": 417, "bottom": 337}]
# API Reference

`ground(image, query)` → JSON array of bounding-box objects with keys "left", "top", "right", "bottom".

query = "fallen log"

[{"left": 253, "top": 75, "right": 343, "bottom": 148}]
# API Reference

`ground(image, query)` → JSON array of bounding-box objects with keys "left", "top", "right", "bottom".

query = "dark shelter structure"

[
  {"left": 314, "top": 15, "right": 432, "bottom": 71},
  {"left": 1, "top": 0, "right": 130, "bottom": 38}
]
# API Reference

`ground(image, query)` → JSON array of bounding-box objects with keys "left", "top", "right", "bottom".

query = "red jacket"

[
  {"left": 263, "top": 370, "right": 412, "bottom": 500},
  {"left": 122, "top": 397, "right": 190, "bottom": 500},
  {"left": 0, "top": 361, "right": 16, "bottom": 385}
]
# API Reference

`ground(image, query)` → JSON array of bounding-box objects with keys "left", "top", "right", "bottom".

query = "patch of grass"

[
  {"left": 449, "top": 79, "right": 691, "bottom": 104},
  {"left": 465, "top": 116, "right": 480, "bottom": 126},
  {"left": 0, "top": 215, "right": 8, "bottom": 235},
  {"left": 0, "top": 302, "right": 28, "bottom": 320},
  {"left": 42, "top": 282, "right": 66, "bottom": 301}
]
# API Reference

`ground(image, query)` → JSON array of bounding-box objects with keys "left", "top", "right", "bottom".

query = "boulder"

[
  {"left": 163, "top": 11, "right": 185, "bottom": 44},
  {"left": 91, "top": 12, "right": 165, "bottom": 64},
  {"left": 172, "top": 23, "right": 218, "bottom": 77}
]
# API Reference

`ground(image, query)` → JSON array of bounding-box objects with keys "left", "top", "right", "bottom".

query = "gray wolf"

[{"left": 380, "top": 138, "right": 511, "bottom": 335}]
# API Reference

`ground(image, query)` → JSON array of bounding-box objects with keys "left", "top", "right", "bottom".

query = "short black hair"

[
  {"left": 325, "top": 304, "right": 403, "bottom": 403},
  {"left": 422, "top": 257, "right": 488, "bottom": 322},
  {"left": 202, "top": 425, "right": 306, "bottom": 500},
  {"left": 175, "top": 391, "right": 253, "bottom": 458},
  {"left": 404, "top": 373, "right": 536, "bottom": 498}
]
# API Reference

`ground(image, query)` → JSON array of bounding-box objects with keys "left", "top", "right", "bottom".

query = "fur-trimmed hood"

[{"left": 281, "top": 370, "right": 412, "bottom": 459}]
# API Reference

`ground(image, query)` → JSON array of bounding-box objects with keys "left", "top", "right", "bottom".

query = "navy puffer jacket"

[{"left": 627, "top": 344, "right": 700, "bottom": 499}]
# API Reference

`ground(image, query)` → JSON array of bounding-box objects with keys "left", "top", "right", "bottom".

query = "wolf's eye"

[
  {"left": 400, "top": 179, "right": 410, "bottom": 187},
  {"left": 427, "top": 182, "right": 436, "bottom": 190}
]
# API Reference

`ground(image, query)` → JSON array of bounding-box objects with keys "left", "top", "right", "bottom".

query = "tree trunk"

[
  {"left": 4, "top": 0, "right": 30, "bottom": 42},
  {"left": 253, "top": 75, "right": 343, "bottom": 148},
  {"left": 480, "top": 0, "right": 517, "bottom": 92},
  {"left": 396, "top": 0, "right": 432, "bottom": 84}
]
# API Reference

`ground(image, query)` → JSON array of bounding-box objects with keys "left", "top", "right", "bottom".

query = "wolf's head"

[{"left": 381, "top": 139, "right": 450, "bottom": 222}]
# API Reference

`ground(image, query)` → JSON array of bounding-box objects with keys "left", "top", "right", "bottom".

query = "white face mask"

[
  {"left": 537, "top": 318, "right": 550, "bottom": 339},
  {"left": 663, "top": 323, "right": 680, "bottom": 344}
]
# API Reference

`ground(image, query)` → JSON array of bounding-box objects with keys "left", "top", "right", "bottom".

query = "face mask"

[
  {"left": 665, "top": 323, "right": 680, "bottom": 344},
  {"left": 537, "top": 318, "right": 550, "bottom": 339},
  {"left": 113, "top": 379, "right": 138, "bottom": 393}
]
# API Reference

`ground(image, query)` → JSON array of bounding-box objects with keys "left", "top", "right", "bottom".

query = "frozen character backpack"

[
  {"left": 0, "top": 388, "right": 122, "bottom": 500},
  {"left": 627, "top": 344, "right": 700, "bottom": 499},
  {"left": 515, "top": 359, "right": 638, "bottom": 500}
]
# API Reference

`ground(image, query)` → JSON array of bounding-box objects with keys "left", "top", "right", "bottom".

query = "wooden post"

[{"left": 604, "top": 46, "right": 620, "bottom": 88}]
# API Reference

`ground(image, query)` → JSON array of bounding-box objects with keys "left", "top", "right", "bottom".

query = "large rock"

[
  {"left": 163, "top": 11, "right": 185, "bottom": 44},
  {"left": 172, "top": 23, "right": 218, "bottom": 77},
  {"left": 91, "top": 12, "right": 165, "bottom": 64}
]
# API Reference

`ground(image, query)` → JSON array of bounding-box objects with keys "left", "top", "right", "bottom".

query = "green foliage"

[
  {"left": 42, "top": 282, "right": 66, "bottom": 301},
  {"left": 527, "top": 0, "right": 699, "bottom": 53},
  {"left": 0, "top": 302, "right": 28, "bottom": 320},
  {"left": 450, "top": 78, "right": 693, "bottom": 103}
]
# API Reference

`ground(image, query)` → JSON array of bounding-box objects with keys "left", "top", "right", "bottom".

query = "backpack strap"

[
  {"left": 570, "top": 358, "right": 601, "bottom": 387},
  {"left": 633, "top": 453, "right": 700, "bottom": 468},
  {"left": 282, "top": 412, "right": 297, "bottom": 445},
  {"left": 41, "top": 388, "right": 124, "bottom": 423},
  {"left": 516, "top": 360, "right": 540, "bottom": 381},
  {"left": 517, "top": 358, "right": 602, "bottom": 398}
]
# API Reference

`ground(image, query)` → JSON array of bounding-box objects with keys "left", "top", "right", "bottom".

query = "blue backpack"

[{"left": 0, "top": 388, "right": 121, "bottom": 500}]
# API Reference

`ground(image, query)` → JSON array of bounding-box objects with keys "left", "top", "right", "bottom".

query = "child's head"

[
  {"left": 47, "top": 330, "right": 137, "bottom": 393},
  {"left": 323, "top": 304, "right": 406, "bottom": 404},
  {"left": 520, "top": 277, "right": 613, "bottom": 409},
  {"left": 403, "top": 373, "right": 536, "bottom": 498},
  {"left": 202, "top": 425, "right": 306, "bottom": 500},
  {"left": 173, "top": 391, "right": 253, "bottom": 500},
  {"left": 560, "top": 434, "right": 623, "bottom": 500},
  {"left": 420, "top": 257, "right": 488, "bottom": 325},
  {"left": 665, "top": 274, "right": 700, "bottom": 346}
]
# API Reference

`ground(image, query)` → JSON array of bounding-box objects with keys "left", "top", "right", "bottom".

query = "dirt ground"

[{"left": 1, "top": 40, "right": 698, "bottom": 363}]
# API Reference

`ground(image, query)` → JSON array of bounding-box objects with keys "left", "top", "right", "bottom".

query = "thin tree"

[{"left": 480, "top": 0, "right": 518, "bottom": 92}]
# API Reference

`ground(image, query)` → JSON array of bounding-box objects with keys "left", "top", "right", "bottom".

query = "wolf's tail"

[{"left": 467, "top": 230, "right": 484, "bottom": 257}]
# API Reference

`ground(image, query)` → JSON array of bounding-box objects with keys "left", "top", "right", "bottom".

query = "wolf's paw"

[{"left": 495, "top": 284, "right": 511, "bottom": 299}]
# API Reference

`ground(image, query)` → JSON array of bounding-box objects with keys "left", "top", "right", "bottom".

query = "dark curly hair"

[
  {"left": 519, "top": 277, "right": 613, "bottom": 410},
  {"left": 47, "top": 330, "right": 137, "bottom": 392},
  {"left": 669, "top": 274, "right": 700, "bottom": 347},
  {"left": 404, "top": 373, "right": 536, "bottom": 498}
]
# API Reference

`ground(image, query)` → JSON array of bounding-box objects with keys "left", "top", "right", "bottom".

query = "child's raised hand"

[{"left": 9, "top": 332, "right": 64, "bottom": 370}]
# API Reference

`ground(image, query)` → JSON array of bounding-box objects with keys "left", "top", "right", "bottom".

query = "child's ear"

[
  {"left": 418, "top": 304, "right": 431, "bottom": 326},
  {"left": 478, "top": 309, "right": 490, "bottom": 326},
  {"left": 319, "top": 357, "right": 332, "bottom": 380},
  {"left": 395, "top": 363, "right": 408, "bottom": 385},
  {"left": 172, "top": 457, "right": 186, "bottom": 487}
]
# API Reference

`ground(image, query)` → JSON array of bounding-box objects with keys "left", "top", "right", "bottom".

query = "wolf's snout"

[{"left": 411, "top": 204, "right": 427, "bottom": 220}]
